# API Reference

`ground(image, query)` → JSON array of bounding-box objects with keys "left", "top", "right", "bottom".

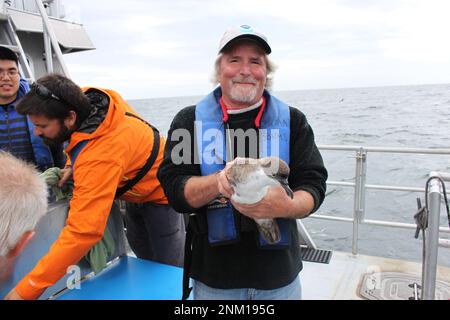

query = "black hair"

[
  {"left": 0, "top": 46, "right": 19, "bottom": 66},
  {"left": 16, "top": 73, "right": 91, "bottom": 127}
]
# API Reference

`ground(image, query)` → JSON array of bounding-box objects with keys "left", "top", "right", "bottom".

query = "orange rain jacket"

[{"left": 15, "top": 88, "right": 168, "bottom": 299}]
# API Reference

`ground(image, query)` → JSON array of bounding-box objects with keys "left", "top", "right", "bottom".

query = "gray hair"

[
  {"left": 0, "top": 152, "right": 48, "bottom": 256},
  {"left": 211, "top": 51, "right": 277, "bottom": 91}
]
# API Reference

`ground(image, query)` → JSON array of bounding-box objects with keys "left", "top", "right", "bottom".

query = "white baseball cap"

[{"left": 218, "top": 25, "right": 271, "bottom": 54}]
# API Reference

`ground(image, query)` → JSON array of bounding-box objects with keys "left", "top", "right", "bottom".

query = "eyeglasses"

[
  {"left": 31, "top": 82, "right": 64, "bottom": 102},
  {"left": 0, "top": 69, "right": 19, "bottom": 78}
]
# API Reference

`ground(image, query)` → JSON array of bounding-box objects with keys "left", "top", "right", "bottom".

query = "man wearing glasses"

[
  {"left": 0, "top": 46, "right": 63, "bottom": 171},
  {"left": 4, "top": 73, "right": 185, "bottom": 300}
]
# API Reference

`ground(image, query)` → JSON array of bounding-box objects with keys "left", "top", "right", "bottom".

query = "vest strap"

[
  {"left": 115, "top": 113, "right": 160, "bottom": 198},
  {"left": 69, "top": 112, "right": 160, "bottom": 199},
  {"left": 182, "top": 226, "right": 194, "bottom": 300}
]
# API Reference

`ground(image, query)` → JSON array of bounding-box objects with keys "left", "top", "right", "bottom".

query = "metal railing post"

[
  {"left": 43, "top": 27, "right": 53, "bottom": 73},
  {"left": 352, "top": 148, "right": 366, "bottom": 255},
  {"left": 35, "top": 0, "right": 70, "bottom": 77},
  {"left": 6, "top": 16, "right": 35, "bottom": 82},
  {"left": 421, "top": 172, "right": 450, "bottom": 300},
  {"left": 359, "top": 149, "right": 368, "bottom": 222},
  {"left": 422, "top": 177, "right": 441, "bottom": 300}
]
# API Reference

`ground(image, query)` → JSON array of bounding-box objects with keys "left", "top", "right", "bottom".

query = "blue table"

[{"left": 57, "top": 256, "right": 186, "bottom": 300}]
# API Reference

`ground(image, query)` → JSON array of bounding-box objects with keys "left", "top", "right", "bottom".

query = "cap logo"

[{"left": 239, "top": 25, "right": 254, "bottom": 34}]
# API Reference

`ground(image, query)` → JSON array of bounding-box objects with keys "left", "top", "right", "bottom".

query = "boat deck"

[{"left": 301, "top": 251, "right": 450, "bottom": 300}]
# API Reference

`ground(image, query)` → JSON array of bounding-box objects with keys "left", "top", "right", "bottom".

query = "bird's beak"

[
  {"left": 275, "top": 176, "right": 294, "bottom": 199},
  {"left": 281, "top": 182, "right": 294, "bottom": 199}
]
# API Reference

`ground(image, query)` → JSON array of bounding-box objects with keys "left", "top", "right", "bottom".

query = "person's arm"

[
  {"left": 4, "top": 289, "right": 23, "bottom": 300},
  {"left": 12, "top": 155, "right": 123, "bottom": 300},
  {"left": 183, "top": 174, "right": 220, "bottom": 209},
  {"left": 287, "top": 108, "right": 328, "bottom": 214},
  {"left": 183, "top": 162, "right": 235, "bottom": 209}
]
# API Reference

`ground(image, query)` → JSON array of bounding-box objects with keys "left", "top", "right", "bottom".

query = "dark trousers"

[{"left": 125, "top": 202, "right": 185, "bottom": 267}]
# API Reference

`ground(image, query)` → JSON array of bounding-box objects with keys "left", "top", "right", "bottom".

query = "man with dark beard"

[
  {"left": 4, "top": 74, "right": 185, "bottom": 300},
  {"left": 157, "top": 25, "right": 327, "bottom": 300}
]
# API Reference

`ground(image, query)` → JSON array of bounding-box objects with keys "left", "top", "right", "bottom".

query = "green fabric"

[
  {"left": 40, "top": 167, "right": 115, "bottom": 274},
  {"left": 39, "top": 167, "right": 73, "bottom": 201},
  {"left": 84, "top": 225, "right": 116, "bottom": 274}
]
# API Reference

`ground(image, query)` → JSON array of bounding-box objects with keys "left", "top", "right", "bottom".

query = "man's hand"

[
  {"left": 58, "top": 167, "right": 73, "bottom": 188},
  {"left": 231, "top": 186, "right": 293, "bottom": 219},
  {"left": 232, "top": 188, "right": 315, "bottom": 219},
  {"left": 216, "top": 161, "right": 235, "bottom": 199},
  {"left": 4, "top": 288, "right": 24, "bottom": 300}
]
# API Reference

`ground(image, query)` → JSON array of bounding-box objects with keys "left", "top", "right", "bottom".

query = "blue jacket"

[{"left": 0, "top": 79, "right": 54, "bottom": 170}]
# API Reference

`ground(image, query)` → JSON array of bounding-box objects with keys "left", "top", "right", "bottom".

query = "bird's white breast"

[{"left": 231, "top": 168, "right": 280, "bottom": 204}]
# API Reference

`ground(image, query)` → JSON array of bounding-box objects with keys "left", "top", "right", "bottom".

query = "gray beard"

[{"left": 229, "top": 84, "right": 259, "bottom": 104}]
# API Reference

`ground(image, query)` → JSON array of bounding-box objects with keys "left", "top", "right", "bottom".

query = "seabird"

[{"left": 227, "top": 156, "right": 294, "bottom": 244}]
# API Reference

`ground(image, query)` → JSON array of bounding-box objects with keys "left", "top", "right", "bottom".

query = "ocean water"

[{"left": 129, "top": 83, "right": 450, "bottom": 266}]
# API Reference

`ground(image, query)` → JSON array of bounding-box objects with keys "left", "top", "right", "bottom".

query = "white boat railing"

[
  {"left": 312, "top": 145, "right": 450, "bottom": 255},
  {"left": 311, "top": 145, "right": 450, "bottom": 300}
]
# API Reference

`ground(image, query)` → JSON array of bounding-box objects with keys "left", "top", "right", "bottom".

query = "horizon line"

[{"left": 126, "top": 81, "right": 450, "bottom": 101}]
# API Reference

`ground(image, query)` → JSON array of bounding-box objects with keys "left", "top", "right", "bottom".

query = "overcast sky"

[{"left": 63, "top": 0, "right": 450, "bottom": 100}]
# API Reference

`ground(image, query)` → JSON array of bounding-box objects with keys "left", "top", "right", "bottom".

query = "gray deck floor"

[{"left": 301, "top": 251, "right": 450, "bottom": 300}]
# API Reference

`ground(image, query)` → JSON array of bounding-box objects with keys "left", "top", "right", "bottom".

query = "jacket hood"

[
  {"left": 65, "top": 87, "right": 134, "bottom": 153},
  {"left": 77, "top": 89, "right": 110, "bottom": 134}
]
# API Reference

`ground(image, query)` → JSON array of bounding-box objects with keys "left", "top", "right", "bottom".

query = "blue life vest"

[
  {"left": 195, "top": 87, "right": 292, "bottom": 248},
  {"left": 0, "top": 79, "right": 54, "bottom": 171}
]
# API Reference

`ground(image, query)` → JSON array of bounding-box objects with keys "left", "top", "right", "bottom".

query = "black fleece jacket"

[{"left": 157, "top": 103, "right": 327, "bottom": 289}]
